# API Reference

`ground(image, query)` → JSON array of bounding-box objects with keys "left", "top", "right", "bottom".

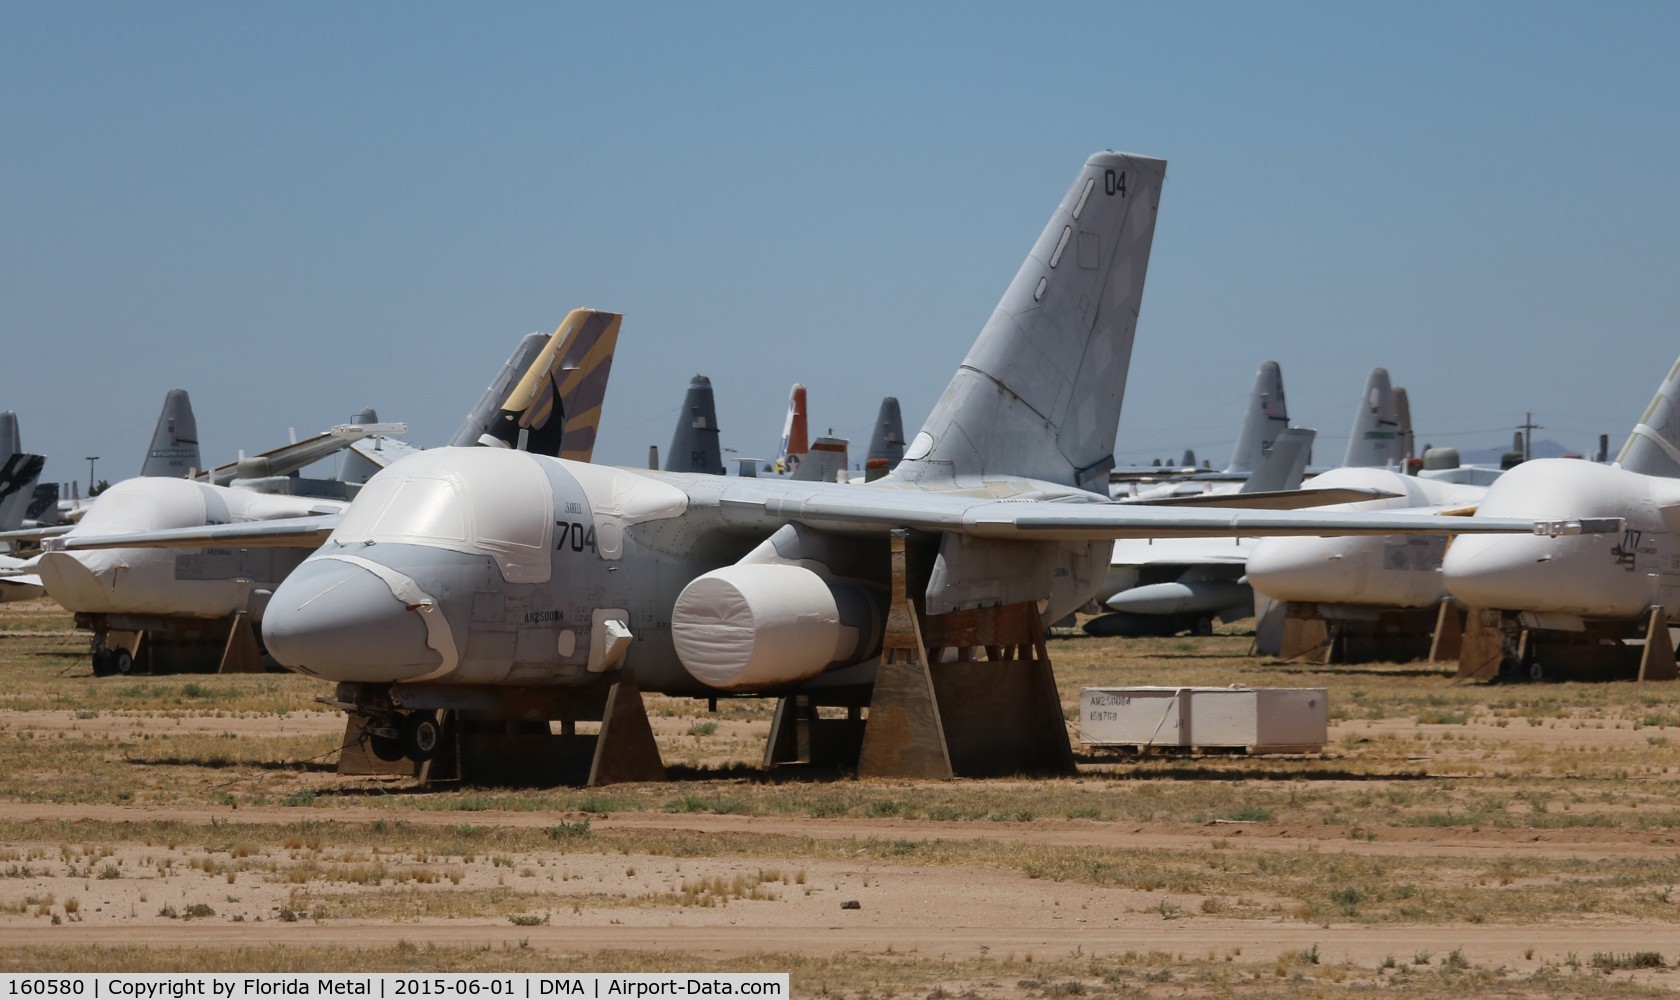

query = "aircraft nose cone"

[
  {"left": 34, "top": 551, "right": 115, "bottom": 611},
  {"left": 1244, "top": 538, "right": 1340, "bottom": 603},
  {"left": 263, "top": 558, "right": 441, "bottom": 683},
  {"left": 1443, "top": 535, "right": 1562, "bottom": 613}
]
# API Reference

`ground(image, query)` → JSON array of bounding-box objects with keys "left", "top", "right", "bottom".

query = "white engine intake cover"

[{"left": 672, "top": 564, "right": 849, "bottom": 691}]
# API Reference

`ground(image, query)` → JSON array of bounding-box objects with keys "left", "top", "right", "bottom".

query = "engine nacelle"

[{"left": 672, "top": 564, "right": 881, "bottom": 691}]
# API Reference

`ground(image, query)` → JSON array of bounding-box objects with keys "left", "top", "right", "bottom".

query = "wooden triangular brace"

[
  {"left": 1639, "top": 606, "right": 1678, "bottom": 682},
  {"left": 415, "top": 711, "right": 459, "bottom": 785},
  {"left": 924, "top": 602, "right": 1075, "bottom": 777},
  {"left": 1456, "top": 607, "right": 1503, "bottom": 682},
  {"left": 858, "top": 529, "right": 953, "bottom": 779},
  {"left": 587, "top": 679, "right": 666, "bottom": 786},
  {"left": 336, "top": 713, "right": 414, "bottom": 777},
  {"left": 764, "top": 696, "right": 812, "bottom": 766},
  {"left": 1428, "top": 598, "right": 1465, "bottom": 663},
  {"left": 218, "top": 613, "right": 265, "bottom": 674},
  {"left": 1277, "top": 603, "right": 1330, "bottom": 661}
]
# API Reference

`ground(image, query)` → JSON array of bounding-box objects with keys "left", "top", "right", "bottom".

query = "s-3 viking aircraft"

[
  {"left": 1441, "top": 354, "right": 1680, "bottom": 681},
  {"left": 65, "top": 153, "right": 1609, "bottom": 780}
]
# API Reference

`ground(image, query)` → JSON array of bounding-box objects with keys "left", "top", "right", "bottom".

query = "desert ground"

[{"left": 3, "top": 598, "right": 1680, "bottom": 997}]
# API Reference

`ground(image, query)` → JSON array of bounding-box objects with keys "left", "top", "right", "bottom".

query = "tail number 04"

[
  {"left": 555, "top": 521, "right": 598, "bottom": 554},
  {"left": 1104, "top": 170, "right": 1126, "bottom": 197}
]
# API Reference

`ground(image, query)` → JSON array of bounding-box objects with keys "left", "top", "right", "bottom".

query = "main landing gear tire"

[
  {"left": 92, "top": 648, "right": 135, "bottom": 677},
  {"left": 368, "top": 730, "right": 406, "bottom": 762},
  {"left": 399, "top": 711, "right": 441, "bottom": 763}
]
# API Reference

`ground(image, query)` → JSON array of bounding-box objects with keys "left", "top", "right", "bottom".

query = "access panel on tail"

[{"left": 891, "top": 153, "right": 1167, "bottom": 491}]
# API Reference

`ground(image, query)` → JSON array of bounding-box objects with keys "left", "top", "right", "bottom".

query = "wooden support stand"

[
  {"left": 764, "top": 694, "right": 866, "bottom": 768},
  {"left": 218, "top": 613, "right": 265, "bottom": 674},
  {"left": 335, "top": 713, "right": 415, "bottom": 778},
  {"left": 855, "top": 530, "right": 1075, "bottom": 780},
  {"left": 1277, "top": 604, "right": 1330, "bottom": 661},
  {"left": 1456, "top": 607, "right": 1504, "bottom": 682},
  {"left": 587, "top": 681, "right": 667, "bottom": 786},
  {"left": 1638, "top": 606, "right": 1678, "bottom": 682},
  {"left": 336, "top": 679, "right": 666, "bottom": 786},
  {"left": 1278, "top": 602, "right": 1439, "bottom": 665},
  {"left": 1427, "top": 598, "right": 1465, "bottom": 663}
]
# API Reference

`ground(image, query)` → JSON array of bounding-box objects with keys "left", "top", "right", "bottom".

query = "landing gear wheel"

[
  {"left": 1194, "top": 616, "right": 1215, "bottom": 637},
  {"left": 91, "top": 651, "right": 113, "bottom": 677},
  {"left": 1527, "top": 660, "right": 1547, "bottom": 683},
  {"left": 368, "top": 731, "right": 405, "bottom": 762},
  {"left": 109, "top": 648, "right": 135, "bottom": 676},
  {"left": 399, "top": 711, "right": 441, "bottom": 763}
]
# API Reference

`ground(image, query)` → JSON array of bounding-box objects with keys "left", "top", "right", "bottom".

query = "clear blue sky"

[{"left": 4, "top": 1, "right": 1676, "bottom": 484}]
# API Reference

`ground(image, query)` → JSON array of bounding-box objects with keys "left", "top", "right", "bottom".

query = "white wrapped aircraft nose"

[
  {"left": 263, "top": 557, "right": 442, "bottom": 683},
  {"left": 1443, "top": 533, "right": 1653, "bottom": 619}
]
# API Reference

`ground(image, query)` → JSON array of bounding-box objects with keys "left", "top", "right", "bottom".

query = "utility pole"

[
  {"left": 1517, "top": 412, "right": 1542, "bottom": 463},
  {"left": 85, "top": 456, "right": 99, "bottom": 493}
]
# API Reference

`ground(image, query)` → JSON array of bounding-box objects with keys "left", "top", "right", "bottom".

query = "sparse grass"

[{"left": 7, "top": 605, "right": 1680, "bottom": 990}]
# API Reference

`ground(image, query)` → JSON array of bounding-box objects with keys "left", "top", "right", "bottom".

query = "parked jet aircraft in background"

[{"left": 1090, "top": 426, "right": 1319, "bottom": 636}]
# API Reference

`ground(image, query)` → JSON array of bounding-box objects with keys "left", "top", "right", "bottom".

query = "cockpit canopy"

[{"left": 331, "top": 448, "right": 553, "bottom": 584}]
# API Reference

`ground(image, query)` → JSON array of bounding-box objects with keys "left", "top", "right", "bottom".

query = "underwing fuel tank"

[
  {"left": 671, "top": 564, "right": 882, "bottom": 691},
  {"left": 1105, "top": 579, "right": 1249, "bottom": 616}
]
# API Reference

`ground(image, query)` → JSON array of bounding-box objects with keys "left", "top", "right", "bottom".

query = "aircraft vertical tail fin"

[
  {"left": 892, "top": 152, "right": 1167, "bottom": 491},
  {"left": 1342, "top": 368, "right": 1404, "bottom": 468},
  {"left": 450, "top": 333, "right": 550, "bottom": 448},
  {"left": 0, "top": 453, "right": 45, "bottom": 531},
  {"left": 1616, "top": 356, "right": 1680, "bottom": 478},
  {"left": 0, "top": 411, "right": 18, "bottom": 462},
  {"left": 774, "top": 384, "right": 809, "bottom": 474},
  {"left": 791, "top": 436, "right": 849, "bottom": 482},
  {"left": 665, "top": 375, "right": 725, "bottom": 475},
  {"left": 1237, "top": 427, "right": 1315, "bottom": 494},
  {"left": 477, "top": 309, "right": 622, "bottom": 461},
  {"left": 140, "top": 389, "right": 201, "bottom": 478},
  {"left": 1394, "top": 386, "right": 1416, "bottom": 461},
  {"left": 1225, "top": 361, "right": 1288, "bottom": 474},
  {"left": 864, "top": 397, "right": 905, "bottom": 482}
]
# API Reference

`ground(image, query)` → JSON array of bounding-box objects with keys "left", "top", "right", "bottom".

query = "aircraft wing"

[
  {"left": 1121, "top": 486, "right": 1400, "bottom": 510},
  {"left": 0, "top": 524, "right": 73, "bottom": 546},
  {"left": 54, "top": 514, "right": 341, "bottom": 551},
  {"left": 713, "top": 481, "right": 1619, "bottom": 541},
  {"left": 347, "top": 436, "right": 423, "bottom": 470},
  {"left": 196, "top": 422, "right": 408, "bottom": 485}
]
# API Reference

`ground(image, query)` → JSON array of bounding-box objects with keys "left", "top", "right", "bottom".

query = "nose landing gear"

[{"left": 361, "top": 710, "right": 440, "bottom": 763}]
